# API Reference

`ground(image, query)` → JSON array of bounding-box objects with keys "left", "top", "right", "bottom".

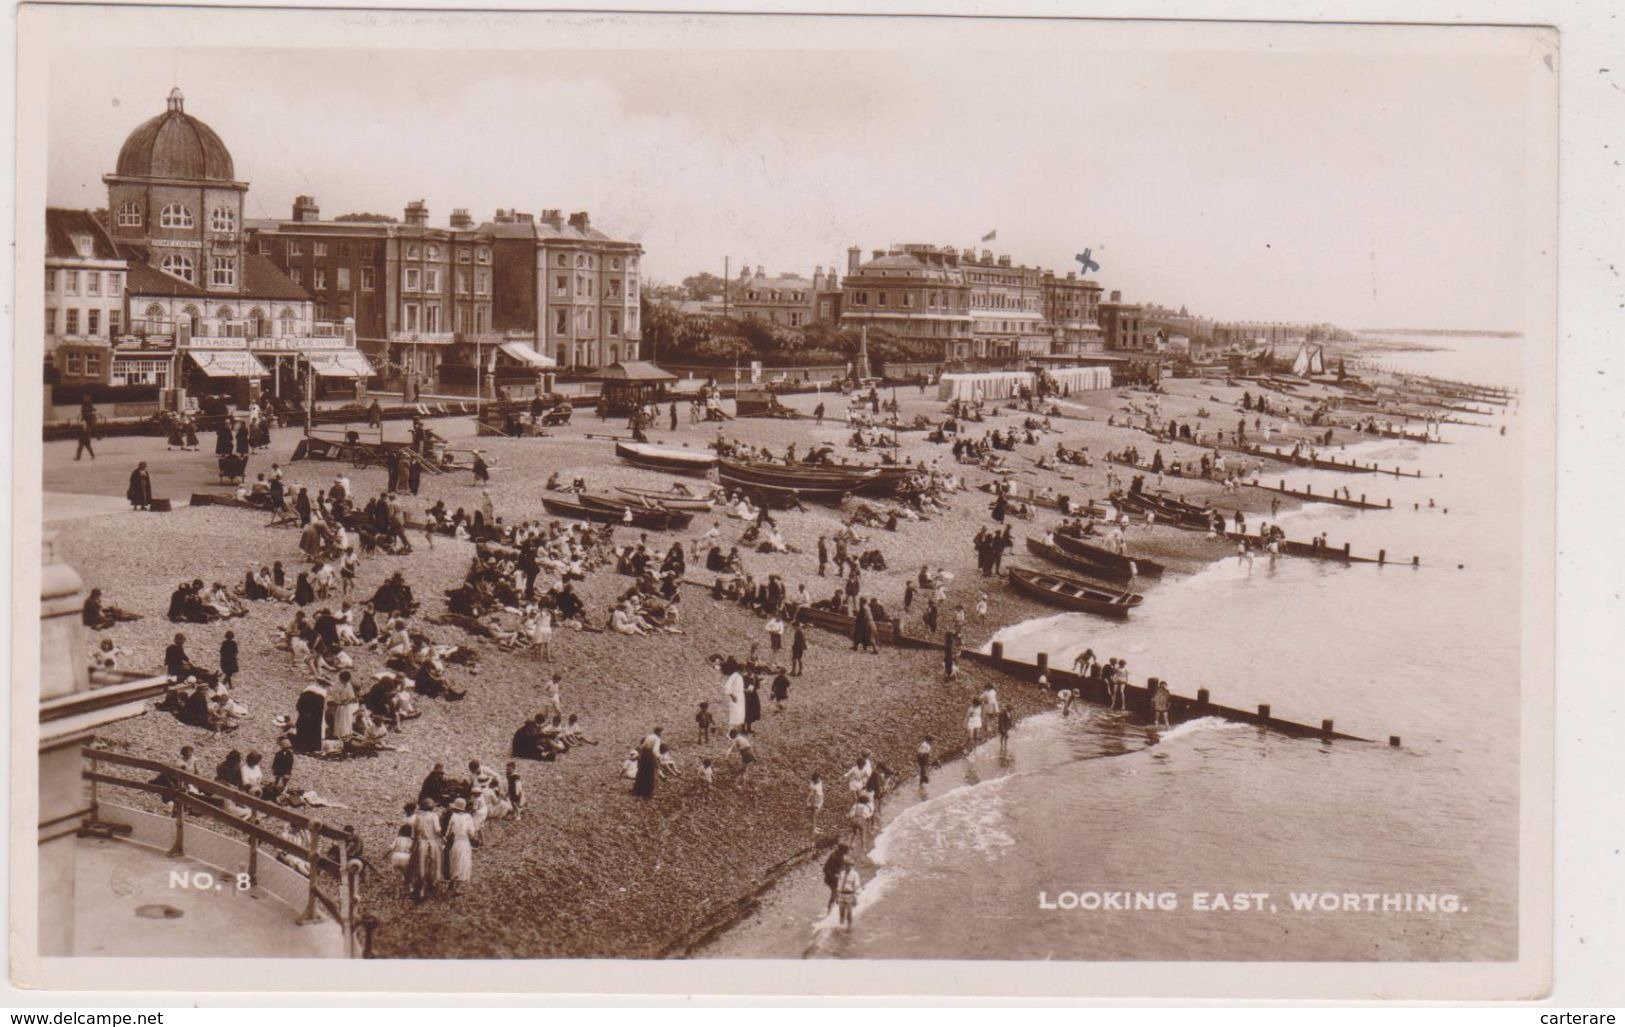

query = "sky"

[{"left": 43, "top": 25, "right": 1549, "bottom": 331}]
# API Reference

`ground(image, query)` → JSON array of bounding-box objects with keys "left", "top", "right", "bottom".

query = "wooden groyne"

[
  {"left": 972, "top": 644, "right": 1393, "bottom": 746},
  {"left": 1249, "top": 479, "right": 1392, "bottom": 511},
  {"left": 1238, "top": 444, "right": 1427, "bottom": 479}
]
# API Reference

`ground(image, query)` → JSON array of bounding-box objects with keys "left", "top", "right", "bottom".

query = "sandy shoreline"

[{"left": 56, "top": 370, "right": 1437, "bottom": 958}]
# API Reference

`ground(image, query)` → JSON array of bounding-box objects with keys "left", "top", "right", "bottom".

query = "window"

[
  {"left": 159, "top": 204, "right": 193, "bottom": 229},
  {"left": 456, "top": 248, "right": 471, "bottom": 264},
  {"left": 903, "top": 293, "right": 914, "bottom": 308},
  {"left": 288, "top": 240, "right": 304, "bottom": 257},
  {"left": 554, "top": 307, "right": 568, "bottom": 335},
  {"left": 426, "top": 245, "right": 440, "bottom": 260},
  {"left": 404, "top": 268, "right": 420, "bottom": 292},
  {"left": 291, "top": 267, "right": 304, "bottom": 285},
  {"left": 65, "top": 271, "right": 80, "bottom": 295},
  {"left": 211, "top": 207, "right": 236, "bottom": 232},
  {"left": 878, "top": 291, "right": 888, "bottom": 307},
  {"left": 608, "top": 278, "right": 621, "bottom": 298},
  {"left": 45, "top": 308, "right": 57, "bottom": 334},
  {"left": 88, "top": 310, "right": 100, "bottom": 335},
  {"left": 337, "top": 243, "right": 350, "bottom": 258},
  {"left": 612, "top": 257, "right": 622, "bottom": 270},
  {"left": 145, "top": 303, "right": 164, "bottom": 320},
  {"left": 359, "top": 243, "right": 374, "bottom": 259},
  {"left": 117, "top": 201, "right": 142, "bottom": 227},
  {"left": 336, "top": 267, "right": 350, "bottom": 291},
  {"left": 476, "top": 307, "right": 488, "bottom": 333},
  {"left": 456, "top": 271, "right": 469, "bottom": 295},
  {"left": 609, "top": 312, "right": 621, "bottom": 336},
  {"left": 476, "top": 271, "right": 489, "bottom": 296},
  {"left": 476, "top": 247, "right": 491, "bottom": 264},
  {"left": 576, "top": 255, "right": 586, "bottom": 268},
  {"left": 84, "top": 352, "right": 102, "bottom": 377},
  {"left": 278, "top": 307, "right": 295, "bottom": 336},
  {"left": 555, "top": 254, "right": 567, "bottom": 268},
  {"left": 360, "top": 267, "right": 375, "bottom": 291},
  {"left": 65, "top": 352, "right": 83, "bottom": 375},
  {"left": 311, "top": 241, "right": 327, "bottom": 258},
  {"left": 628, "top": 307, "right": 638, "bottom": 332},
  {"left": 212, "top": 257, "right": 237, "bottom": 287},
  {"left": 46, "top": 269, "right": 58, "bottom": 293},
  {"left": 161, "top": 254, "right": 195, "bottom": 282},
  {"left": 424, "top": 305, "right": 441, "bottom": 332},
  {"left": 403, "top": 304, "right": 420, "bottom": 331},
  {"left": 854, "top": 291, "right": 869, "bottom": 306},
  {"left": 406, "top": 244, "right": 419, "bottom": 259},
  {"left": 790, "top": 312, "right": 804, "bottom": 327},
  {"left": 109, "top": 310, "right": 121, "bottom": 336},
  {"left": 314, "top": 268, "right": 327, "bottom": 289},
  {"left": 425, "top": 269, "right": 440, "bottom": 292},
  {"left": 66, "top": 309, "right": 79, "bottom": 335}
]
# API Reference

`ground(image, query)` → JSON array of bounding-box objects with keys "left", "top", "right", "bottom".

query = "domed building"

[
  {"left": 79, "top": 90, "right": 370, "bottom": 401},
  {"left": 104, "top": 89, "right": 248, "bottom": 293}
]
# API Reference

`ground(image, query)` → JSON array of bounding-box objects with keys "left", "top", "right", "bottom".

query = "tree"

[
  {"left": 681, "top": 272, "right": 728, "bottom": 301},
  {"left": 334, "top": 212, "right": 399, "bottom": 223}
]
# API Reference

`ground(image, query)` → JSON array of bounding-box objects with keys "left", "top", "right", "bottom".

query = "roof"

[
  {"left": 594, "top": 361, "right": 677, "bottom": 383},
  {"left": 740, "top": 273, "right": 813, "bottom": 293},
  {"left": 122, "top": 250, "right": 311, "bottom": 303},
  {"left": 45, "top": 208, "right": 121, "bottom": 261},
  {"left": 114, "top": 90, "right": 237, "bottom": 183}
]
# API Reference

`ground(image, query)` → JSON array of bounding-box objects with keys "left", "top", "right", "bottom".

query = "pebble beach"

[{"left": 49, "top": 370, "right": 1445, "bottom": 959}]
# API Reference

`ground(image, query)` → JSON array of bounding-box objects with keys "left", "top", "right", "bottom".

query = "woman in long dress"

[
  {"left": 632, "top": 728, "right": 661, "bottom": 799},
  {"left": 743, "top": 677, "right": 761, "bottom": 733},
  {"left": 442, "top": 798, "right": 476, "bottom": 893},
  {"left": 407, "top": 799, "right": 444, "bottom": 901},
  {"left": 293, "top": 681, "right": 328, "bottom": 753},
  {"left": 721, "top": 659, "right": 746, "bottom": 732},
  {"left": 126, "top": 462, "right": 152, "bottom": 510}
]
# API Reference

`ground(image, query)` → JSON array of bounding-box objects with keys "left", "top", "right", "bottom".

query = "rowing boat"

[
  {"left": 1007, "top": 566, "right": 1144, "bottom": 618},
  {"left": 1051, "top": 529, "right": 1167, "bottom": 578},
  {"left": 615, "top": 441, "right": 719, "bottom": 475},
  {"left": 576, "top": 493, "right": 695, "bottom": 529},
  {"left": 1024, "top": 537, "right": 1147, "bottom": 585},
  {"left": 614, "top": 486, "right": 716, "bottom": 511},
  {"left": 541, "top": 495, "right": 689, "bottom": 531}
]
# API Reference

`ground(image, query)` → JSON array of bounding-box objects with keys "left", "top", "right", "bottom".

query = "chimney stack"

[
  {"left": 293, "top": 195, "right": 320, "bottom": 222},
  {"left": 541, "top": 209, "right": 564, "bottom": 228},
  {"left": 997, "top": 255, "right": 1012, "bottom": 268},
  {"left": 568, "top": 211, "right": 590, "bottom": 229},
  {"left": 847, "top": 246, "right": 861, "bottom": 274},
  {"left": 1110, "top": 290, "right": 1122, "bottom": 302},
  {"left": 404, "top": 200, "right": 429, "bottom": 226},
  {"left": 450, "top": 208, "right": 473, "bottom": 229},
  {"left": 756, "top": 264, "right": 764, "bottom": 278}
]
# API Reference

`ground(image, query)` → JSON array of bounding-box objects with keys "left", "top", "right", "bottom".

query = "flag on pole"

[{"left": 981, "top": 229, "right": 997, "bottom": 242}]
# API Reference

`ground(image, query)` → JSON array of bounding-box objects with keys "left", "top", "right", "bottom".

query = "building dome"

[{"left": 114, "top": 89, "right": 236, "bottom": 182}]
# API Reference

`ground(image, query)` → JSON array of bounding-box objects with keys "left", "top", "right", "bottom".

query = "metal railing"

[{"left": 80, "top": 746, "right": 367, "bottom": 957}]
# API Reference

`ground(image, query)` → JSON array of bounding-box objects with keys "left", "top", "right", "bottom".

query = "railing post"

[
  {"left": 247, "top": 835, "right": 259, "bottom": 887},
  {"left": 339, "top": 837, "right": 354, "bottom": 958},
  {"left": 87, "top": 751, "right": 100, "bottom": 825},
  {"left": 298, "top": 820, "right": 324, "bottom": 925},
  {"left": 168, "top": 790, "right": 185, "bottom": 858}
]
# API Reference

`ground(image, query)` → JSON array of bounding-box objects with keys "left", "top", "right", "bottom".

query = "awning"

[
  {"left": 187, "top": 350, "right": 269, "bottom": 378},
  {"left": 498, "top": 341, "right": 556, "bottom": 368},
  {"left": 306, "top": 351, "right": 376, "bottom": 378}
]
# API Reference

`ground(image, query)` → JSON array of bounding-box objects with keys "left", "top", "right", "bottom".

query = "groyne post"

[
  {"left": 1257, "top": 703, "right": 1271, "bottom": 724},
  {"left": 1321, "top": 719, "right": 1335, "bottom": 739},
  {"left": 1036, "top": 652, "right": 1049, "bottom": 676},
  {"left": 1378, "top": 549, "right": 1386, "bottom": 565},
  {"left": 991, "top": 641, "right": 1004, "bottom": 667},
  {"left": 1389, "top": 736, "right": 1402, "bottom": 747}
]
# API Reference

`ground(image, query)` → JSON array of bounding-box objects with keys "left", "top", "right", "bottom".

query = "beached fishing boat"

[
  {"left": 715, "top": 470, "right": 859, "bottom": 503},
  {"left": 614, "top": 441, "right": 718, "bottom": 475},
  {"left": 1052, "top": 528, "right": 1167, "bottom": 578},
  {"left": 614, "top": 486, "right": 716, "bottom": 511},
  {"left": 718, "top": 458, "right": 878, "bottom": 486},
  {"left": 1024, "top": 536, "right": 1149, "bottom": 585},
  {"left": 576, "top": 493, "right": 695, "bottom": 529},
  {"left": 542, "top": 495, "right": 689, "bottom": 531},
  {"left": 1007, "top": 566, "right": 1144, "bottom": 618}
]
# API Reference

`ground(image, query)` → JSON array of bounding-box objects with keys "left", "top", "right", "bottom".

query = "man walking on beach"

[{"left": 916, "top": 735, "right": 935, "bottom": 785}]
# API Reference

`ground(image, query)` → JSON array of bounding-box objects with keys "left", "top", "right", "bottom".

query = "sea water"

[{"left": 703, "top": 335, "right": 1527, "bottom": 961}]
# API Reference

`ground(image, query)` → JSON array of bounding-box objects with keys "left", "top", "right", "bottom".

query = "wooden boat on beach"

[
  {"left": 614, "top": 486, "right": 716, "bottom": 511},
  {"left": 1024, "top": 536, "right": 1148, "bottom": 585},
  {"left": 716, "top": 471, "right": 858, "bottom": 503},
  {"left": 1007, "top": 566, "right": 1144, "bottom": 618},
  {"left": 1052, "top": 529, "right": 1167, "bottom": 578},
  {"left": 576, "top": 493, "right": 695, "bottom": 529},
  {"left": 542, "top": 495, "right": 689, "bottom": 531},
  {"left": 615, "top": 441, "right": 719, "bottom": 476}
]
